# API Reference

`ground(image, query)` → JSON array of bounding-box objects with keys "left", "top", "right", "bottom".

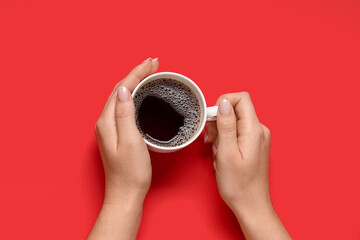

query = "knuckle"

[
  {"left": 219, "top": 93, "right": 230, "bottom": 100},
  {"left": 259, "top": 124, "right": 271, "bottom": 143},
  {"left": 217, "top": 92, "right": 252, "bottom": 105},
  {"left": 219, "top": 119, "right": 236, "bottom": 133},
  {"left": 115, "top": 108, "right": 132, "bottom": 120},
  {"left": 94, "top": 118, "right": 103, "bottom": 133},
  {"left": 240, "top": 91, "right": 251, "bottom": 100},
  {"left": 262, "top": 125, "right": 271, "bottom": 138}
]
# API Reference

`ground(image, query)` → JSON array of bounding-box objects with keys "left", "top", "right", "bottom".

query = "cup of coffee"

[{"left": 132, "top": 72, "right": 217, "bottom": 153}]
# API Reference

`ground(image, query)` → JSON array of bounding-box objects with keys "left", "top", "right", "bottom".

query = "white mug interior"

[{"left": 132, "top": 72, "right": 207, "bottom": 153}]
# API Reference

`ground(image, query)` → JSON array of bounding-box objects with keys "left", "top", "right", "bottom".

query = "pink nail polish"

[
  {"left": 219, "top": 99, "right": 232, "bottom": 115},
  {"left": 117, "top": 86, "right": 129, "bottom": 102}
]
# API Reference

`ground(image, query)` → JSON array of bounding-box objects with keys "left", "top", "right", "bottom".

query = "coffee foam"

[{"left": 134, "top": 78, "right": 201, "bottom": 147}]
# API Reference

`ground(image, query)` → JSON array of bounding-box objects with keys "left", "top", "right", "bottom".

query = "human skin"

[
  {"left": 88, "top": 58, "right": 159, "bottom": 240},
  {"left": 205, "top": 94, "right": 292, "bottom": 240},
  {"left": 88, "top": 59, "right": 292, "bottom": 240}
]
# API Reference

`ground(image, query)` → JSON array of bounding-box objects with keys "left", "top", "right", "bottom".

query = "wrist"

[
  {"left": 104, "top": 184, "right": 147, "bottom": 206},
  {"left": 104, "top": 175, "right": 149, "bottom": 205},
  {"left": 93, "top": 191, "right": 145, "bottom": 240},
  {"left": 231, "top": 193, "right": 275, "bottom": 224},
  {"left": 104, "top": 175, "right": 149, "bottom": 207}
]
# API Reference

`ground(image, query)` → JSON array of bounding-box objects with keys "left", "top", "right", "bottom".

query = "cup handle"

[{"left": 206, "top": 106, "right": 218, "bottom": 121}]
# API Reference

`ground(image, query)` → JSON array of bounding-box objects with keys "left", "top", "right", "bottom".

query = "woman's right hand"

[
  {"left": 205, "top": 92, "right": 292, "bottom": 240},
  {"left": 89, "top": 58, "right": 159, "bottom": 240}
]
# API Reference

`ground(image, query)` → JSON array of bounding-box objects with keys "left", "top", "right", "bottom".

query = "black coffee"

[
  {"left": 138, "top": 96, "right": 184, "bottom": 142},
  {"left": 134, "top": 78, "right": 201, "bottom": 147}
]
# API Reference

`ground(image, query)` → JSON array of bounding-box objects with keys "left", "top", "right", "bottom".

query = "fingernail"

[
  {"left": 143, "top": 57, "right": 152, "bottom": 63},
  {"left": 219, "top": 99, "right": 232, "bottom": 115},
  {"left": 152, "top": 57, "right": 158, "bottom": 62},
  {"left": 212, "top": 144, "right": 217, "bottom": 156},
  {"left": 117, "top": 86, "right": 129, "bottom": 102},
  {"left": 204, "top": 131, "right": 208, "bottom": 143}
]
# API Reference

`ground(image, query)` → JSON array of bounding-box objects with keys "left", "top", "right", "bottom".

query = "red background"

[{"left": 1, "top": 0, "right": 359, "bottom": 239}]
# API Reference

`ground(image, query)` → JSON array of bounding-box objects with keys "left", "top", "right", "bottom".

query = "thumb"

[
  {"left": 115, "top": 85, "right": 141, "bottom": 144},
  {"left": 216, "top": 99, "right": 239, "bottom": 154}
]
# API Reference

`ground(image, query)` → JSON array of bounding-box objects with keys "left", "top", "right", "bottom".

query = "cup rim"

[{"left": 132, "top": 72, "right": 207, "bottom": 151}]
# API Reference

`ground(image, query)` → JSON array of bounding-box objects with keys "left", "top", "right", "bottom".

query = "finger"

[
  {"left": 121, "top": 58, "right": 159, "bottom": 92},
  {"left": 260, "top": 123, "right": 271, "bottom": 148},
  {"left": 218, "top": 92, "right": 260, "bottom": 139},
  {"left": 217, "top": 92, "right": 265, "bottom": 158},
  {"left": 212, "top": 144, "right": 218, "bottom": 160},
  {"left": 215, "top": 92, "right": 259, "bottom": 130},
  {"left": 212, "top": 139, "right": 219, "bottom": 171},
  {"left": 102, "top": 58, "right": 159, "bottom": 117},
  {"left": 150, "top": 58, "right": 159, "bottom": 75},
  {"left": 205, "top": 122, "right": 217, "bottom": 143},
  {"left": 115, "top": 86, "right": 141, "bottom": 145},
  {"left": 94, "top": 115, "right": 118, "bottom": 152},
  {"left": 216, "top": 99, "right": 239, "bottom": 156}
]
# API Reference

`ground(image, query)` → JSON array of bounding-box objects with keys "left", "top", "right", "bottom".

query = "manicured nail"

[
  {"left": 143, "top": 57, "right": 152, "bottom": 63},
  {"left": 152, "top": 57, "right": 158, "bottom": 62},
  {"left": 204, "top": 131, "right": 208, "bottom": 143},
  {"left": 219, "top": 99, "right": 232, "bottom": 115},
  {"left": 212, "top": 144, "right": 217, "bottom": 156},
  {"left": 117, "top": 86, "right": 129, "bottom": 102}
]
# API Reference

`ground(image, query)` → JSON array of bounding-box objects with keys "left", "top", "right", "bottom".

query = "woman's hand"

[
  {"left": 205, "top": 92, "right": 292, "bottom": 240},
  {"left": 88, "top": 58, "right": 159, "bottom": 240},
  {"left": 205, "top": 92, "right": 271, "bottom": 213},
  {"left": 94, "top": 58, "right": 159, "bottom": 204}
]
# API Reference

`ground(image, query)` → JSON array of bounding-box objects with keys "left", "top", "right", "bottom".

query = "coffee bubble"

[{"left": 134, "top": 78, "right": 201, "bottom": 147}]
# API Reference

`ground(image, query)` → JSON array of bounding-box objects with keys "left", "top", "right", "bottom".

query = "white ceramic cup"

[{"left": 132, "top": 72, "right": 218, "bottom": 153}]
